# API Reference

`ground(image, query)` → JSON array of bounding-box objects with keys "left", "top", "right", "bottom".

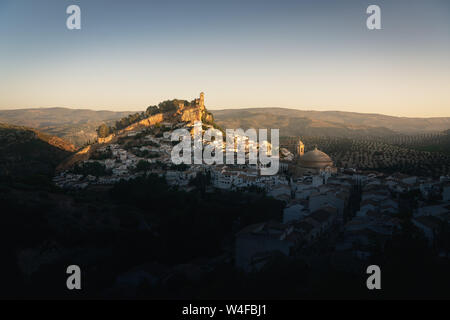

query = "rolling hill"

[
  {"left": 1, "top": 107, "right": 450, "bottom": 146},
  {"left": 0, "top": 123, "right": 75, "bottom": 182},
  {"left": 0, "top": 108, "right": 131, "bottom": 147},
  {"left": 211, "top": 108, "right": 450, "bottom": 137}
]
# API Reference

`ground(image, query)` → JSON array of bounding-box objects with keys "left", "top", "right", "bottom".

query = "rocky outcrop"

[
  {"left": 128, "top": 113, "right": 164, "bottom": 130},
  {"left": 179, "top": 106, "right": 205, "bottom": 124},
  {"left": 97, "top": 114, "right": 164, "bottom": 144},
  {"left": 59, "top": 93, "right": 217, "bottom": 171},
  {"left": 98, "top": 134, "right": 114, "bottom": 144}
]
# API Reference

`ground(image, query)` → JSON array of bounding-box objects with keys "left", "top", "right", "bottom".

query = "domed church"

[{"left": 294, "top": 145, "right": 337, "bottom": 176}]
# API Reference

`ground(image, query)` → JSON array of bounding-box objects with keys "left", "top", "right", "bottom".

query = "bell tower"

[
  {"left": 199, "top": 92, "right": 205, "bottom": 109},
  {"left": 298, "top": 140, "right": 305, "bottom": 157}
]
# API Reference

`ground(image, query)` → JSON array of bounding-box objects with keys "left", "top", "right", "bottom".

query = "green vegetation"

[
  {"left": 134, "top": 160, "right": 153, "bottom": 172},
  {"left": 2, "top": 107, "right": 449, "bottom": 148},
  {"left": 109, "top": 174, "right": 284, "bottom": 264},
  {"left": 169, "top": 163, "right": 189, "bottom": 171},
  {"left": 96, "top": 124, "right": 113, "bottom": 138},
  {"left": 114, "top": 111, "right": 147, "bottom": 130},
  {"left": 71, "top": 161, "right": 111, "bottom": 177},
  {"left": 213, "top": 108, "right": 450, "bottom": 137},
  {"left": 90, "top": 149, "right": 113, "bottom": 160},
  {"left": 381, "top": 132, "right": 450, "bottom": 155},
  {"left": 300, "top": 135, "right": 450, "bottom": 177},
  {"left": 130, "top": 149, "right": 160, "bottom": 159},
  {"left": 95, "top": 97, "right": 221, "bottom": 139},
  {"left": 0, "top": 170, "right": 286, "bottom": 298},
  {"left": 157, "top": 99, "right": 184, "bottom": 113},
  {"left": 0, "top": 108, "right": 131, "bottom": 147},
  {"left": 189, "top": 172, "right": 211, "bottom": 193},
  {"left": 106, "top": 99, "right": 190, "bottom": 133},
  {"left": 0, "top": 123, "right": 74, "bottom": 185}
]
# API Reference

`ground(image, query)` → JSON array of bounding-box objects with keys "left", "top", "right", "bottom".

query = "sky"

[{"left": 0, "top": 0, "right": 449, "bottom": 117}]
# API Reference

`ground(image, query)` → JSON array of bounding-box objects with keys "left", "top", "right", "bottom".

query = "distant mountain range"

[
  {"left": 212, "top": 108, "right": 450, "bottom": 137},
  {"left": 0, "top": 108, "right": 131, "bottom": 147},
  {"left": 1, "top": 107, "right": 450, "bottom": 147}
]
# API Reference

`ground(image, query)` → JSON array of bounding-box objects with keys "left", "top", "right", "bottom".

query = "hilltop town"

[
  {"left": 0, "top": 93, "right": 448, "bottom": 298},
  {"left": 51, "top": 93, "right": 450, "bottom": 278}
]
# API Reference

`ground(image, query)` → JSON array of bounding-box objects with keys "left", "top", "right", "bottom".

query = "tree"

[
  {"left": 146, "top": 105, "right": 159, "bottom": 116},
  {"left": 134, "top": 160, "right": 153, "bottom": 172},
  {"left": 97, "top": 124, "right": 110, "bottom": 138},
  {"left": 72, "top": 161, "right": 110, "bottom": 176},
  {"left": 158, "top": 100, "right": 178, "bottom": 113}
]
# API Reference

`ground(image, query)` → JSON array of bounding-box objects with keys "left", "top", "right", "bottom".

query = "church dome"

[{"left": 299, "top": 147, "right": 333, "bottom": 169}]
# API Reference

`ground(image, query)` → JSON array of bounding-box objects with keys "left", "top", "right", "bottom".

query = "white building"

[
  {"left": 283, "top": 202, "right": 307, "bottom": 224},
  {"left": 443, "top": 185, "right": 450, "bottom": 202},
  {"left": 267, "top": 184, "right": 291, "bottom": 202},
  {"left": 236, "top": 222, "right": 294, "bottom": 272}
]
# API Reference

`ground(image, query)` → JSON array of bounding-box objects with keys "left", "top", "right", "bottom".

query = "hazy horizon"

[
  {"left": 2, "top": 105, "right": 450, "bottom": 120},
  {"left": 1, "top": 0, "right": 449, "bottom": 117}
]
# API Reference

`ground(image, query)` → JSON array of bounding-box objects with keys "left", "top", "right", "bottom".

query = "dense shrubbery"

[
  {"left": 2, "top": 177, "right": 448, "bottom": 299},
  {"left": 109, "top": 174, "right": 283, "bottom": 263},
  {"left": 0, "top": 125, "right": 73, "bottom": 183},
  {"left": 130, "top": 149, "right": 160, "bottom": 159},
  {"left": 71, "top": 161, "right": 111, "bottom": 177},
  {"left": 97, "top": 99, "right": 194, "bottom": 135},
  {"left": 157, "top": 99, "right": 183, "bottom": 113},
  {"left": 96, "top": 124, "right": 113, "bottom": 138},
  {"left": 95, "top": 97, "right": 221, "bottom": 140},
  {"left": 169, "top": 163, "right": 189, "bottom": 171},
  {"left": 300, "top": 135, "right": 450, "bottom": 177},
  {"left": 189, "top": 172, "right": 211, "bottom": 190},
  {"left": 90, "top": 149, "right": 113, "bottom": 160},
  {"left": 134, "top": 160, "right": 153, "bottom": 172},
  {"left": 382, "top": 132, "right": 450, "bottom": 155}
]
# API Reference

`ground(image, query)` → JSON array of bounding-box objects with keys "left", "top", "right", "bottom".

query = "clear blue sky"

[{"left": 1, "top": 0, "right": 449, "bottom": 117}]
